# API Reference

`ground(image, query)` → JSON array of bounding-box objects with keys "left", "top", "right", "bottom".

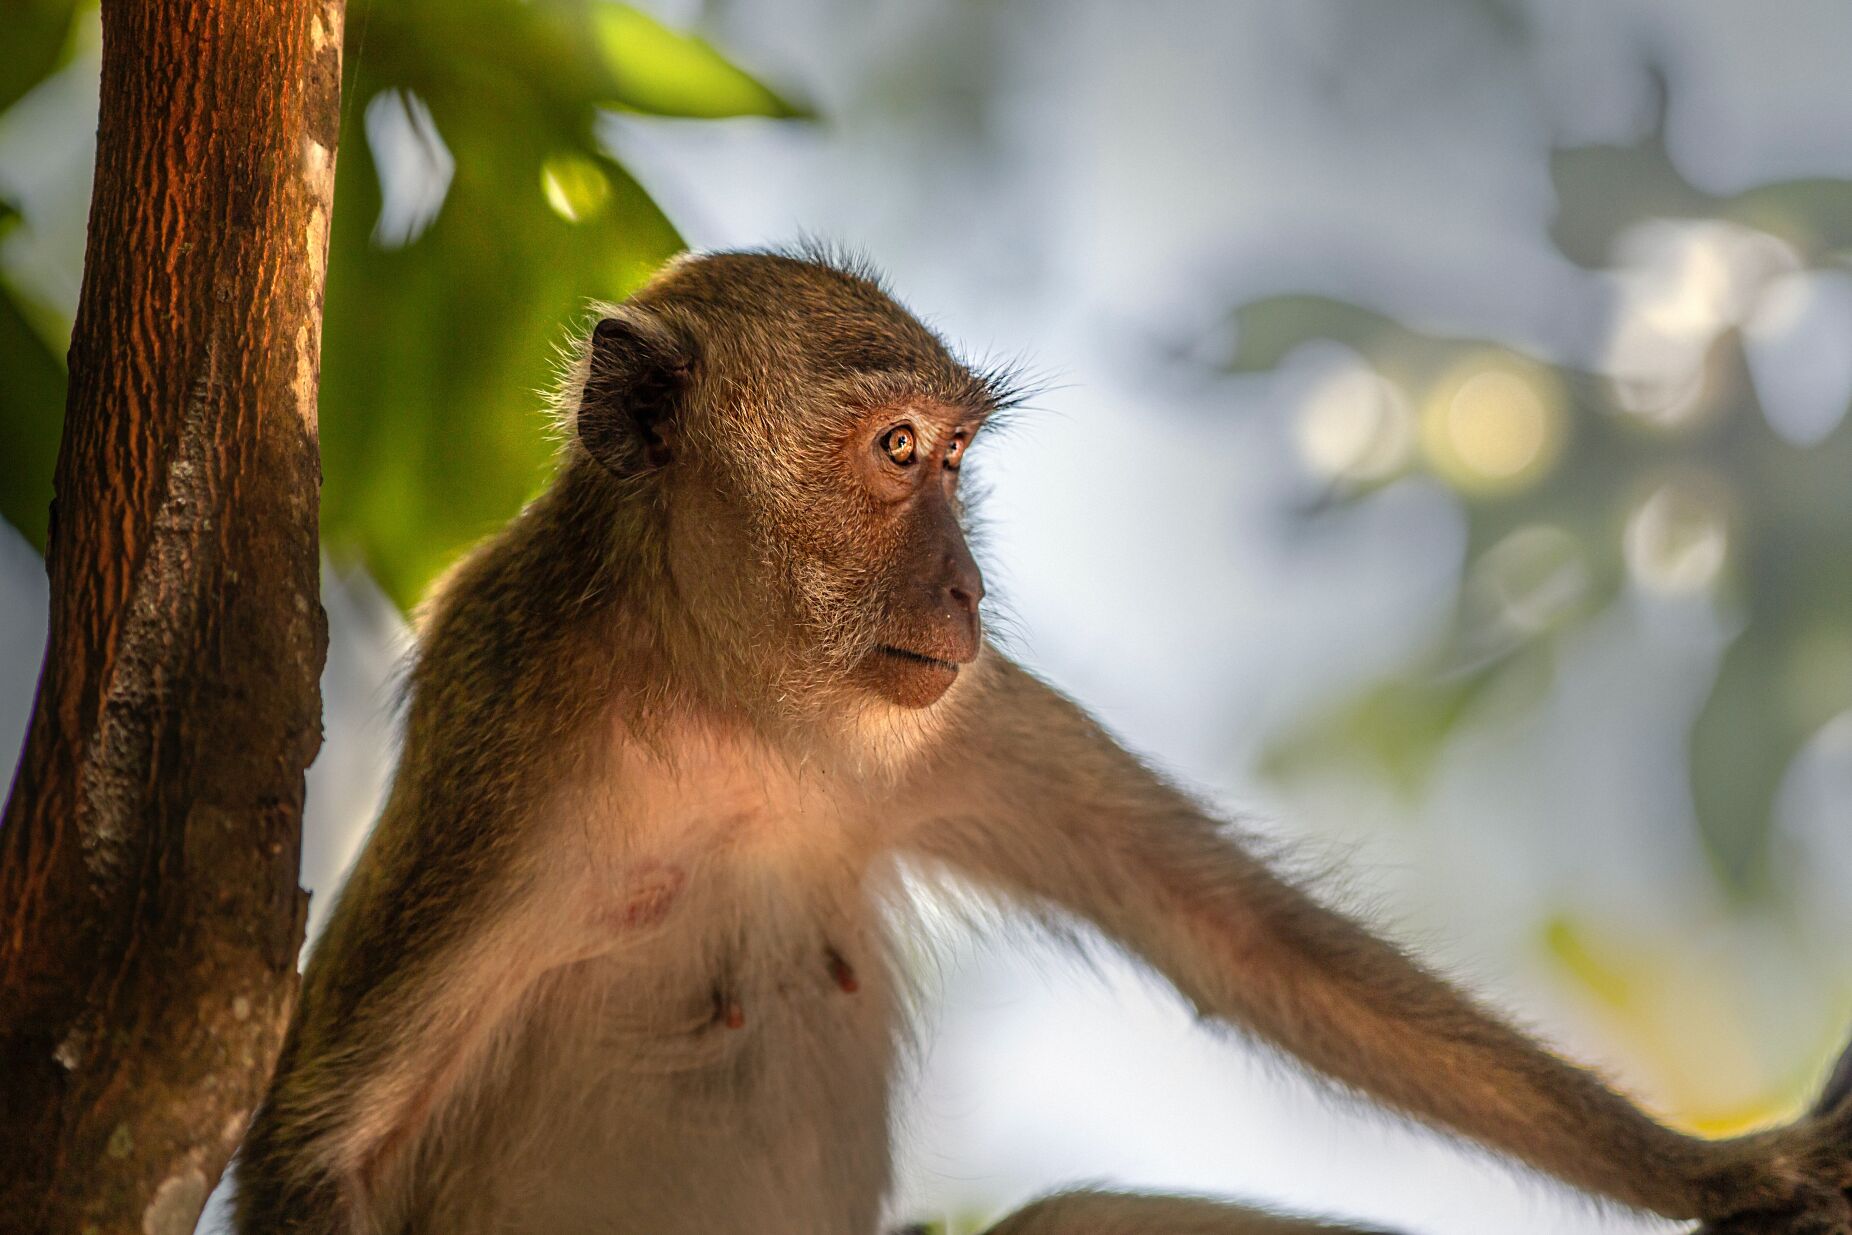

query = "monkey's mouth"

[
  {"left": 861, "top": 643, "right": 971, "bottom": 709},
  {"left": 877, "top": 645, "right": 961, "bottom": 673}
]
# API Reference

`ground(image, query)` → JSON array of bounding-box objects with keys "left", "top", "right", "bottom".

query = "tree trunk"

[{"left": 0, "top": 3, "right": 344, "bottom": 1232}]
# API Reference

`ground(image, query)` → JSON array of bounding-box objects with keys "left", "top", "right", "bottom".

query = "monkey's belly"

[{"left": 414, "top": 931, "right": 902, "bottom": 1234}]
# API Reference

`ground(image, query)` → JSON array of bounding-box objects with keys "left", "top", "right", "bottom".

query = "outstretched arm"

[{"left": 906, "top": 653, "right": 1851, "bottom": 1229}]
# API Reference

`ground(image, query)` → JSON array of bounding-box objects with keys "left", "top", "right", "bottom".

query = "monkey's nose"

[{"left": 944, "top": 554, "right": 984, "bottom": 616}]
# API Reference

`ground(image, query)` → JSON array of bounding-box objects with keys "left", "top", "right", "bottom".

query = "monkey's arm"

[{"left": 911, "top": 654, "right": 1852, "bottom": 1227}]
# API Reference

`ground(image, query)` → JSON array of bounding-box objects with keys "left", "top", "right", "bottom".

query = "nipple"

[{"left": 825, "top": 945, "right": 859, "bottom": 995}]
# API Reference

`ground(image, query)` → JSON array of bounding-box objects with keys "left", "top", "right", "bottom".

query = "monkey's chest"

[
  {"left": 562, "top": 857, "right": 901, "bottom": 1074},
  {"left": 434, "top": 860, "right": 904, "bottom": 1235}
]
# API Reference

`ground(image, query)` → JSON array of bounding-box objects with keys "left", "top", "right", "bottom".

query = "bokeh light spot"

[
  {"left": 1472, "top": 524, "right": 1588, "bottom": 636},
  {"left": 1420, "top": 360, "right": 1565, "bottom": 495},
  {"left": 1623, "top": 478, "right": 1731, "bottom": 595},
  {"left": 1603, "top": 220, "right": 1801, "bottom": 429},
  {"left": 1290, "top": 361, "right": 1414, "bottom": 482},
  {"left": 541, "top": 154, "right": 613, "bottom": 224}
]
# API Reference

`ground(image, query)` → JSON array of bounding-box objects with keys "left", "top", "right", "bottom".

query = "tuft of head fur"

[{"left": 544, "top": 246, "right": 1038, "bottom": 461}]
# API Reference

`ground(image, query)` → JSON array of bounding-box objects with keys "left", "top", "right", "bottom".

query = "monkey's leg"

[{"left": 982, "top": 1190, "right": 1404, "bottom": 1234}]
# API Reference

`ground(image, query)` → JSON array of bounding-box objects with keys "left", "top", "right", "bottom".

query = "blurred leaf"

[
  {"left": 321, "top": 0, "right": 801, "bottom": 606},
  {"left": 1538, "top": 913, "right": 1816, "bottom": 1134},
  {"left": 1229, "top": 87, "right": 1852, "bottom": 893},
  {"left": 0, "top": 0, "right": 82, "bottom": 113},
  {"left": 0, "top": 0, "right": 798, "bottom": 595},
  {"left": 1263, "top": 648, "right": 1551, "bottom": 799},
  {"left": 1541, "top": 914, "right": 1636, "bottom": 1010},
  {"left": 595, "top": 4, "right": 807, "bottom": 118},
  {"left": 1549, "top": 71, "right": 1852, "bottom": 266},
  {"left": 0, "top": 283, "right": 66, "bottom": 549},
  {"left": 539, "top": 152, "right": 613, "bottom": 221},
  {"left": 1225, "top": 296, "right": 1403, "bottom": 375},
  {"left": 1689, "top": 406, "right": 1852, "bottom": 898},
  {"left": 0, "top": 198, "right": 67, "bottom": 549},
  {"left": 1688, "top": 626, "right": 1794, "bottom": 897},
  {"left": 0, "top": 1, "right": 85, "bottom": 549},
  {"left": 1223, "top": 293, "right": 1587, "bottom": 416},
  {"left": 1551, "top": 140, "right": 1852, "bottom": 269}
]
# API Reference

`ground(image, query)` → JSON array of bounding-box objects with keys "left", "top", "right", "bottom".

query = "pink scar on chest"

[{"left": 602, "top": 859, "right": 687, "bottom": 931}]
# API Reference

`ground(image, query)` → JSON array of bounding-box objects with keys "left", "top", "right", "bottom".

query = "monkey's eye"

[
  {"left": 943, "top": 433, "right": 968, "bottom": 470},
  {"left": 879, "top": 425, "right": 918, "bottom": 466}
]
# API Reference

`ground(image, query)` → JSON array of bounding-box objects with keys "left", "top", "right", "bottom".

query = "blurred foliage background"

[
  {"left": 1246, "top": 91, "right": 1852, "bottom": 900},
  {"left": 0, "top": 0, "right": 802, "bottom": 602},
  {"left": 2, "top": 2, "right": 1850, "bottom": 1232}
]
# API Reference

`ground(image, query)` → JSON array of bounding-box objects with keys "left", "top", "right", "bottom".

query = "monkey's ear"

[{"left": 577, "top": 309, "right": 695, "bottom": 475}]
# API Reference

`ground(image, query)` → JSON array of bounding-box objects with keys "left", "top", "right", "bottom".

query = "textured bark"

[{"left": 0, "top": 2, "right": 344, "bottom": 1232}]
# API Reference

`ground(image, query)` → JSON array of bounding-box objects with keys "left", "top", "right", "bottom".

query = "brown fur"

[{"left": 233, "top": 250, "right": 1852, "bottom": 1235}]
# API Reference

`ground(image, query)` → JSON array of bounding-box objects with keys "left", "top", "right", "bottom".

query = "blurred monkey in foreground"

[{"left": 235, "top": 249, "right": 1852, "bottom": 1235}]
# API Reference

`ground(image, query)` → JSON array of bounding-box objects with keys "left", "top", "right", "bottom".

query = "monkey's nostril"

[{"left": 948, "top": 584, "right": 978, "bottom": 613}]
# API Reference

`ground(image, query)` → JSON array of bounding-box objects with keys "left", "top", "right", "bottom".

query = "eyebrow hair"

[
  {"left": 968, "top": 353, "right": 1040, "bottom": 414},
  {"left": 825, "top": 365, "right": 967, "bottom": 407}
]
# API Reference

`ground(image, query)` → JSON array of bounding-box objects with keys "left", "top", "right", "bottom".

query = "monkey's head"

[{"left": 566, "top": 249, "right": 1019, "bottom": 719}]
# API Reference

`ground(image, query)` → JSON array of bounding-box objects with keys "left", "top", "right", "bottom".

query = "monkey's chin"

[{"left": 860, "top": 646, "right": 962, "bottom": 709}]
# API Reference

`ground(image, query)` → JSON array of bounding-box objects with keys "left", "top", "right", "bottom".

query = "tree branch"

[{"left": 0, "top": 2, "right": 344, "bottom": 1230}]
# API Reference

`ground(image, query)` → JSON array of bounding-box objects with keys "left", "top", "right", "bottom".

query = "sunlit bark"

[{"left": 0, "top": 2, "right": 343, "bottom": 1230}]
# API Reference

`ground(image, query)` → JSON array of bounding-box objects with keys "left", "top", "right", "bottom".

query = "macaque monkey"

[{"left": 235, "top": 249, "right": 1852, "bottom": 1235}]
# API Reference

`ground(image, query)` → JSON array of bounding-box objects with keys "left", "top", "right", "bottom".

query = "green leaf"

[
  {"left": 1688, "top": 628, "right": 1794, "bottom": 900},
  {"left": 0, "top": 0, "right": 82, "bottom": 114},
  {"left": 1548, "top": 71, "right": 1852, "bottom": 266},
  {"left": 1223, "top": 296, "right": 1401, "bottom": 374},
  {"left": 0, "top": 230, "right": 67, "bottom": 547},
  {"left": 0, "top": 1, "right": 84, "bottom": 547},
  {"left": 319, "top": 0, "right": 723, "bottom": 608},
  {"left": 1222, "top": 137, "right": 1852, "bottom": 894},
  {"left": 1262, "top": 649, "right": 1552, "bottom": 800},
  {"left": 594, "top": 4, "right": 807, "bottom": 119},
  {"left": 0, "top": 0, "right": 799, "bottom": 599}
]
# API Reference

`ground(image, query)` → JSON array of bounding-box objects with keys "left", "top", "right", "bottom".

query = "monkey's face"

[
  {"left": 832, "top": 404, "right": 986, "bottom": 709},
  {"left": 664, "top": 394, "right": 988, "bottom": 716},
  {"left": 573, "top": 251, "right": 1013, "bottom": 719}
]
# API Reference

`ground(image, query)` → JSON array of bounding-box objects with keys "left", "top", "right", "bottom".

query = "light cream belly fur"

[{"left": 409, "top": 844, "right": 907, "bottom": 1235}]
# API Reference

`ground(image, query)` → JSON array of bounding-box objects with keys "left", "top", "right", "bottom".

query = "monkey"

[{"left": 232, "top": 247, "right": 1852, "bottom": 1235}]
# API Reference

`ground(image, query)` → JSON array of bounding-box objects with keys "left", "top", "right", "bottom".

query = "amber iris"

[{"left": 880, "top": 425, "right": 918, "bottom": 465}]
